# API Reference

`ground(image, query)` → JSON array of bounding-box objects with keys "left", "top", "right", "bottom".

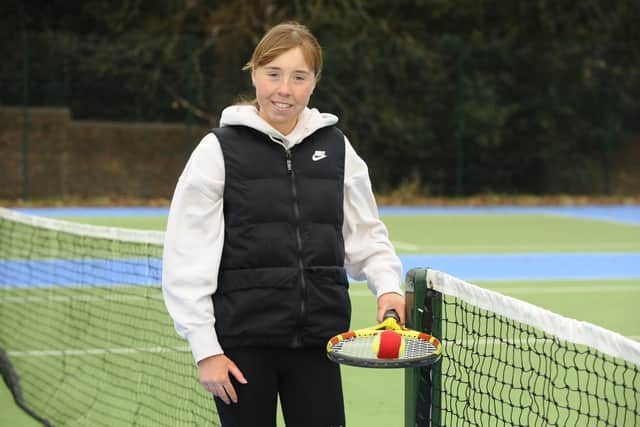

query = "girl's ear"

[{"left": 251, "top": 69, "right": 256, "bottom": 87}]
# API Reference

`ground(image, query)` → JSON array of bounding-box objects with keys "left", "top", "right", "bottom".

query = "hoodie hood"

[{"left": 219, "top": 105, "right": 338, "bottom": 147}]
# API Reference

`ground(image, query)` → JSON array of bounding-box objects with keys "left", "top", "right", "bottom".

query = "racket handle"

[{"left": 383, "top": 309, "right": 400, "bottom": 322}]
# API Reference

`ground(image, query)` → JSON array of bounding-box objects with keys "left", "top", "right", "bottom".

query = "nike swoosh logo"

[{"left": 312, "top": 152, "right": 327, "bottom": 161}]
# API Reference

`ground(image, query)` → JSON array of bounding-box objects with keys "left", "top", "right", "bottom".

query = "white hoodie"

[{"left": 162, "top": 105, "right": 403, "bottom": 363}]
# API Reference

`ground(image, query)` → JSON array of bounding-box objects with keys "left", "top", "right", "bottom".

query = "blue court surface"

[
  {"left": 401, "top": 253, "right": 640, "bottom": 281},
  {"left": 5, "top": 205, "right": 639, "bottom": 285},
  {"left": 12, "top": 205, "right": 640, "bottom": 225},
  {"left": 0, "top": 259, "right": 161, "bottom": 287},
  {"left": 2, "top": 252, "right": 639, "bottom": 288}
]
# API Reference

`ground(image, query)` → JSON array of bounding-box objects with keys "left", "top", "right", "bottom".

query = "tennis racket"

[{"left": 326, "top": 310, "right": 442, "bottom": 368}]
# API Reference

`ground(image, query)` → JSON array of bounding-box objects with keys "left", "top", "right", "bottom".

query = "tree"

[{"left": 2, "top": 0, "right": 638, "bottom": 195}]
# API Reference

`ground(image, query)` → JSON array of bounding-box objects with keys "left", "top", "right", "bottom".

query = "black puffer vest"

[{"left": 212, "top": 125, "right": 351, "bottom": 349}]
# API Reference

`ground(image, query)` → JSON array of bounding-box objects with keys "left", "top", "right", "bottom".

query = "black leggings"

[{"left": 213, "top": 347, "right": 345, "bottom": 427}]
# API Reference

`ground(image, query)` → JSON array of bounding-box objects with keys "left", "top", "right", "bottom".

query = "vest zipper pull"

[{"left": 285, "top": 150, "right": 292, "bottom": 174}]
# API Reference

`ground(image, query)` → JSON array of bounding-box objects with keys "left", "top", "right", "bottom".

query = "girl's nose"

[{"left": 276, "top": 77, "right": 292, "bottom": 96}]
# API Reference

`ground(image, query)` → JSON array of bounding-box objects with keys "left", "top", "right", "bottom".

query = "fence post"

[
  {"left": 185, "top": 34, "right": 196, "bottom": 160},
  {"left": 21, "top": 30, "right": 30, "bottom": 201},
  {"left": 454, "top": 40, "right": 466, "bottom": 197}
]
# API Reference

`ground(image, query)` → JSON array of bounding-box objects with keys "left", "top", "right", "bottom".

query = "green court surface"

[
  {"left": 57, "top": 214, "right": 640, "bottom": 253},
  {"left": 0, "top": 383, "right": 40, "bottom": 427},
  {"left": 0, "top": 285, "right": 399, "bottom": 427},
  {"left": 381, "top": 214, "right": 640, "bottom": 253},
  {"left": 1, "top": 213, "right": 639, "bottom": 426}
]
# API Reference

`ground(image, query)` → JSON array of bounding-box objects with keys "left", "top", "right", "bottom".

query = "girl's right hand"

[{"left": 197, "top": 354, "right": 248, "bottom": 404}]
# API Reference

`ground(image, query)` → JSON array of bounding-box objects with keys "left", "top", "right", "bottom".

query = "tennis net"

[
  {"left": 404, "top": 268, "right": 640, "bottom": 426},
  {"left": 0, "top": 207, "right": 217, "bottom": 426}
]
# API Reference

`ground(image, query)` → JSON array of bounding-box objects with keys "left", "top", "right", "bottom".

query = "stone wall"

[
  {"left": 1, "top": 106, "right": 638, "bottom": 200},
  {"left": 0, "top": 107, "right": 208, "bottom": 199},
  {"left": 0, "top": 107, "right": 70, "bottom": 199}
]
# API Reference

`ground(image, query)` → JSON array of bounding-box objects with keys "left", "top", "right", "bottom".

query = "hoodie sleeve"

[
  {"left": 342, "top": 136, "right": 403, "bottom": 297},
  {"left": 162, "top": 132, "right": 226, "bottom": 364}
]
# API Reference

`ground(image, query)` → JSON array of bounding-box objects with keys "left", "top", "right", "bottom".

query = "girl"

[{"left": 162, "top": 22, "right": 404, "bottom": 427}]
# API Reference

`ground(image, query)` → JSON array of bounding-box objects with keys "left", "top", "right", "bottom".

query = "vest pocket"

[
  {"left": 214, "top": 267, "right": 299, "bottom": 340},
  {"left": 302, "top": 267, "right": 351, "bottom": 340}
]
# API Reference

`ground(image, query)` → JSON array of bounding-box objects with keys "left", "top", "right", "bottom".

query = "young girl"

[{"left": 162, "top": 22, "right": 404, "bottom": 427}]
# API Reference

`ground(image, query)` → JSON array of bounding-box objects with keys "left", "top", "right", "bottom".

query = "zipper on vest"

[
  {"left": 286, "top": 154, "right": 293, "bottom": 173},
  {"left": 286, "top": 148, "right": 306, "bottom": 347}
]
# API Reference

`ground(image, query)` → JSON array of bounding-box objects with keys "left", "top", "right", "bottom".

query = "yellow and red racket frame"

[{"left": 326, "top": 311, "right": 442, "bottom": 368}]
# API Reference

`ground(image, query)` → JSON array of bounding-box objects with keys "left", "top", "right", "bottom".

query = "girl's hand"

[
  {"left": 197, "top": 354, "right": 248, "bottom": 404},
  {"left": 377, "top": 292, "right": 405, "bottom": 325}
]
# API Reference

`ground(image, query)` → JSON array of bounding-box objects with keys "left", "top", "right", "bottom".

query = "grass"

[{"left": 1, "top": 212, "right": 639, "bottom": 426}]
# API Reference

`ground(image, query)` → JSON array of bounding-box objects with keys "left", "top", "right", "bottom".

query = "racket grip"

[{"left": 383, "top": 309, "right": 400, "bottom": 322}]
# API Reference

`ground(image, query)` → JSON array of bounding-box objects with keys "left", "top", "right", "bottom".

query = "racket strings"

[
  {"left": 331, "top": 337, "right": 373, "bottom": 357},
  {"left": 403, "top": 339, "right": 439, "bottom": 359},
  {"left": 331, "top": 334, "right": 438, "bottom": 360}
]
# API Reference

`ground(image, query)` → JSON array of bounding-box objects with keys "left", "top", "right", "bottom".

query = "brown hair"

[
  {"left": 244, "top": 22, "right": 323, "bottom": 81},
  {"left": 237, "top": 22, "right": 322, "bottom": 108}
]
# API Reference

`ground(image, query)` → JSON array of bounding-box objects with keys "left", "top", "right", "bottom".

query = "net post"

[
  {"left": 404, "top": 268, "right": 422, "bottom": 427},
  {"left": 428, "top": 276, "right": 442, "bottom": 427},
  {"left": 404, "top": 267, "right": 442, "bottom": 427}
]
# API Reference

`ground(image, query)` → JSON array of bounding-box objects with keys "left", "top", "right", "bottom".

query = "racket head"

[{"left": 326, "top": 318, "right": 442, "bottom": 369}]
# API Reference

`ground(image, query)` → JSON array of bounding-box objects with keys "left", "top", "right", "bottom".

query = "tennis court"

[{"left": 1, "top": 206, "right": 639, "bottom": 426}]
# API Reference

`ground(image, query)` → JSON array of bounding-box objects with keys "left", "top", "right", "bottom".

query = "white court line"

[
  {"left": 441, "top": 335, "right": 640, "bottom": 347},
  {"left": 427, "top": 243, "right": 640, "bottom": 251},
  {"left": 7, "top": 346, "right": 190, "bottom": 358},
  {"left": 3, "top": 283, "right": 638, "bottom": 303},
  {"left": 349, "top": 283, "right": 640, "bottom": 297},
  {"left": 491, "top": 284, "right": 640, "bottom": 294},
  {"left": 444, "top": 335, "right": 640, "bottom": 346},
  {"left": 443, "top": 337, "right": 553, "bottom": 347},
  {"left": 0, "top": 291, "right": 372, "bottom": 303},
  {"left": 9, "top": 337, "right": 639, "bottom": 358},
  {"left": 390, "top": 242, "right": 639, "bottom": 252},
  {"left": 444, "top": 336, "right": 640, "bottom": 346},
  {"left": 0, "top": 294, "right": 162, "bottom": 303},
  {"left": 391, "top": 241, "right": 421, "bottom": 251}
]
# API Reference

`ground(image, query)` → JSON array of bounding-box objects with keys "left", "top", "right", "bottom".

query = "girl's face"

[{"left": 252, "top": 47, "right": 316, "bottom": 135}]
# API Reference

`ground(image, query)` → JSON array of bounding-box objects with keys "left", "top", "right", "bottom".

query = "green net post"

[
  {"left": 404, "top": 268, "right": 424, "bottom": 427},
  {"left": 404, "top": 268, "right": 442, "bottom": 427},
  {"left": 429, "top": 283, "right": 442, "bottom": 427}
]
